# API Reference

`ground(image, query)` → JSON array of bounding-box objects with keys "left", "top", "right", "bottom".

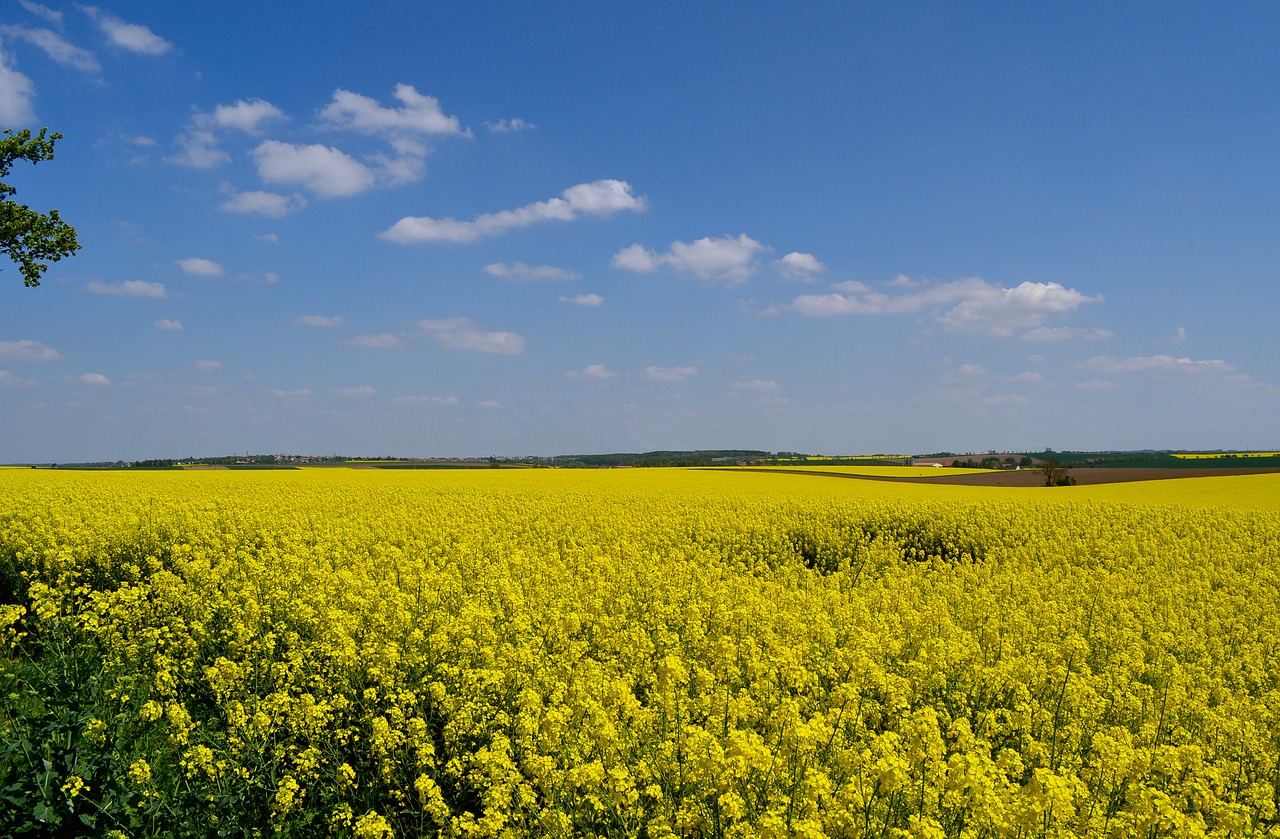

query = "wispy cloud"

[
  {"left": 643, "top": 365, "right": 698, "bottom": 382},
  {"left": 394, "top": 394, "right": 459, "bottom": 405},
  {"left": 154, "top": 319, "right": 183, "bottom": 331},
  {"left": 417, "top": 318, "right": 525, "bottom": 355},
  {"left": 485, "top": 117, "right": 535, "bottom": 133},
  {"left": 484, "top": 262, "right": 579, "bottom": 281},
  {"left": 79, "top": 372, "right": 110, "bottom": 386},
  {"left": 1081, "top": 355, "right": 1236, "bottom": 376},
  {"left": 219, "top": 189, "right": 306, "bottom": 217},
  {"left": 566, "top": 364, "right": 616, "bottom": 379},
  {"left": 0, "top": 339, "right": 62, "bottom": 361},
  {"left": 730, "top": 379, "right": 779, "bottom": 393},
  {"left": 80, "top": 6, "right": 172, "bottom": 55},
  {"left": 0, "top": 369, "right": 36, "bottom": 388},
  {"left": 560, "top": 293, "right": 603, "bottom": 307},
  {"left": 296, "top": 315, "right": 343, "bottom": 328},
  {"left": 87, "top": 279, "right": 166, "bottom": 298},
  {"left": 382, "top": 179, "right": 646, "bottom": 243},
  {"left": 0, "top": 25, "right": 100, "bottom": 72},
  {"left": 343, "top": 333, "right": 404, "bottom": 349},
  {"left": 792, "top": 277, "right": 1102, "bottom": 337},
  {"left": 334, "top": 385, "right": 376, "bottom": 397}
]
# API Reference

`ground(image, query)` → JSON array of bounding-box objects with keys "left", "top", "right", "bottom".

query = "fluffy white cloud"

[
  {"left": 212, "top": 99, "right": 283, "bottom": 132},
  {"left": 154, "top": 319, "right": 183, "bottom": 331},
  {"left": 484, "top": 262, "right": 579, "bottom": 281},
  {"left": 193, "top": 360, "right": 222, "bottom": 370},
  {"left": 958, "top": 363, "right": 986, "bottom": 377},
  {"left": 485, "top": 117, "right": 535, "bottom": 133},
  {"left": 643, "top": 365, "right": 698, "bottom": 382},
  {"left": 613, "top": 234, "right": 765, "bottom": 285},
  {"left": 81, "top": 6, "right": 172, "bottom": 55},
  {"left": 560, "top": 293, "right": 604, "bottom": 307},
  {"left": 0, "top": 45, "right": 35, "bottom": 125},
  {"left": 344, "top": 333, "right": 403, "bottom": 349},
  {"left": 382, "top": 179, "right": 646, "bottom": 243},
  {"left": 417, "top": 318, "right": 525, "bottom": 355},
  {"left": 394, "top": 394, "right": 458, "bottom": 405},
  {"left": 1081, "top": 355, "right": 1236, "bottom": 375},
  {"left": 0, "top": 339, "right": 61, "bottom": 361},
  {"left": 334, "top": 386, "right": 376, "bottom": 397},
  {"left": 730, "top": 379, "right": 779, "bottom": 393},
  {"left": 772, "top": 252, "right": 824, "bottom": 281},
  {"left": 321, "top": 84, "right": 465, "bottom": 138},
  {"left": 792, "top": 277, "right": 1102, "bottom": 336},
  {"left": 79, "top": 372, "right": 110, "bottom": 386},
  {"left": 296, "top": 315, "right": 343, "bottom": 328},
  {"left": 219, "top": 189, "right": 306, "bottom": 217},
  {"left": 177, "top": 257, "right": 223, "bottom": 276},
  {"left": 0, "top": 26, "right": 100, "bottom": 72},
  {"left": 567, "top": 364, "right": 615, "bottom": 379},
  {"left": 252, "top": 140, "right": 377, "bottom": 198},
  {"left": 87, "top": 279, "right": 165, "bottom": 298}
]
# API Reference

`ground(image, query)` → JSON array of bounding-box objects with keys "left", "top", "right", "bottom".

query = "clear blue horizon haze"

[{"left": 1, "top": 2, "right": 1277, "bottom": 460}]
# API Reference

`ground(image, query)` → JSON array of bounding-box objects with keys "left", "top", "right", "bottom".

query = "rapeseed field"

[{"left": 1, "top": 468, "right": 1277, "bottom": 837}]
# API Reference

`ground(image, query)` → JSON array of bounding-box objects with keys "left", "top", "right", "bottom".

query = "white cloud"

[
  {"left": 20, "top": 3, "right": 63, "bottom": 27},
  {"left": 255, "top": 233, "right": 279, "bottom": 244},
  {"left": 0, "top": 369, "right": 35, "bottom": 388},
  {"left": 792, "top": 277, "right": 1102, "bottom": 336},
  {"left": 79, "top": 372, "right": 110, "bottom": 386},
  {"left": 417, "top": 318, "right": 525, "bottom": 355},
  {"left": 1171, "top": 326, "right": 1187, "bottom": 344},
  {"left": 272, "top": 388, "right": 312, "bottom": 398},
  {"left": 296, "top": 315, "right": 343, "bottom": 328},
  {"left": 0, "top": 339, "right": 61, "bottom": 361},
  {"left": 1075, "top": 380, "right": 1119, "bottom": 391},
  {"left": 613, "top": 234, "right": 766, "bottom": 285},
  {"left": 0, "top": 45, "right": 36, "bottom": 125},
  {"left": 154, "top": 319, "right": 182, "bottom": 331},
  {"left": 193, "top": 359, "right": 222, "bottom": 370},
  {"left": 219, "top": 189, "right": 306, "bottom": 217},
  {"left": 0, "top": 26, "right": 100, "bottom": 72},
  {"left": 567, "top": 364, "right": 616, "bottom": 379},
  {"left": 772, "top": 252, "right": 824, "bottom": 281},
  {"left": 334, "top": 386, "right": 376, "bottom": 397},
  {"left": 381, "top": 179, "right": 646, "bottom": 243},
  {"left": 166, "top": 129, "right": 228, "bottom": 168},
  {"left": 1021, "top": 326, "right": 1113, "bottom": 342},
  {"left": 958, "top": 363, "right": 986, "bottom": 377},
  {"left": 1081, "top": 355, "right": 1236, "bottom": 376},
  {"left": 212, "top": 98, "right": 283, "bottom": 132},
  {"left": 643, "top": 365, "right": 698, "bottom": 382},
  {"left": 731, "top": 379, "right": 779, "bottom": 393},
  {"left": 177, "top": 257, "right": 223, "bottom": 276},
  {"left": 80, "top": 6, "right": 172, "bottom": 55},
  {"left": 321, "top": 84, "right": 465, "bottom": 138},
  {"left": 86, "top": 279, "right": 165, "bottom": 298},
  {"left": 561, "top": 293, "right": 604, "bottom": 307},
  {"left": 252, "top": 140, "right": 377, "bottom": 198},
  {"left": 484, "top": 262, "right": 579, "bottom": 281},
  {"left": 344, "top": 333, "right": 403, "bottom": 349},
  {"left": 475, "top": 400, "right": 502, "bottom": 409},
  {"left": 485, "top": 117, "right": 535, "bottom": 133},
  {"left": 1000, "top": 371, "right": 1044, "bottom": 384},
  {"left": 394, "top": 394, "right": 459, "bottom": 405},
  {"left": 985, "top": 393, "right": 1029, "bottom": 405}
]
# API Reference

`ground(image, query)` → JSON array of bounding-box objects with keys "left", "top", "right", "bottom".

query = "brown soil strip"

[{"left": 726, "top": 466, "right": 1280, "bottom": 487}]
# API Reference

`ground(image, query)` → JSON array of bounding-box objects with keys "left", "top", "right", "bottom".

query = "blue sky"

[{"left": 2, "top": 2, "right": 1277, "bottom": 461}]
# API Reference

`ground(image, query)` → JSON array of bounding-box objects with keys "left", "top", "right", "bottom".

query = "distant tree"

[
  {"left": 1, "top": 128, "right": 80, "bottom": 287},
  {"left": 1038, "top": 459, "right": 1075, "bottom": 486}
]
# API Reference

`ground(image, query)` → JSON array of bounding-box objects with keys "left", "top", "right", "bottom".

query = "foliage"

[
  {"left": 1, "top": 469, "right": 1278, "bottom": 837},
  {"left": 0, "top": 128, "right": 81, "bottom": 288}
]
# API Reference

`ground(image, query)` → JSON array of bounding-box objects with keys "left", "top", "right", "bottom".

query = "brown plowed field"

[{"left": 737, "top": 467, "right": 1280, "bottom": 487}]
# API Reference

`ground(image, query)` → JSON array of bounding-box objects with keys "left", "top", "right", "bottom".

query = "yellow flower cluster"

[{"left": 1, "top": 468, "right": 1278, "bottom": 837}]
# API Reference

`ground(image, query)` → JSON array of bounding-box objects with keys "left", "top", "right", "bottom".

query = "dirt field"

[{"left": 738, "top": 466, "right": 1280, "bottom": 487}]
